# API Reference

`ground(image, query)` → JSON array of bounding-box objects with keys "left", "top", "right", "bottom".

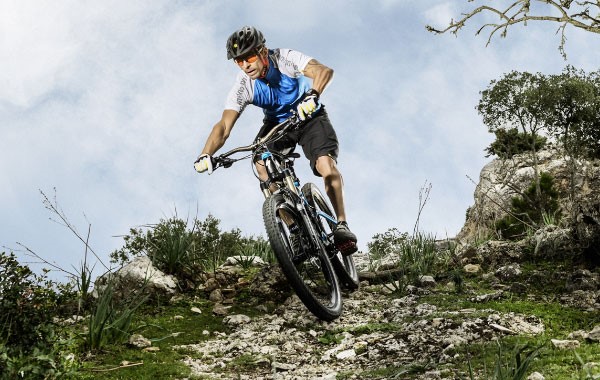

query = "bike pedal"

[{"left": 336, "top": 241, "right": 357, "bottom": 256}]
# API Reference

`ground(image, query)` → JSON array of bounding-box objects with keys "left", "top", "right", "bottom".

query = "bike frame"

[{"left": 213, "top": 115, "right": 338, "bottom": 258}]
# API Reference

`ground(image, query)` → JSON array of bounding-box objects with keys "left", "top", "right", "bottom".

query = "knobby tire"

[{"left": 262, "top": 194, "right": 342, "bottom": 321}]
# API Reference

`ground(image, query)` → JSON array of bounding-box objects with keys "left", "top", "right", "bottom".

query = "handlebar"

[{"left": 212, "top": 113, "right": 302, "bottom": 170}]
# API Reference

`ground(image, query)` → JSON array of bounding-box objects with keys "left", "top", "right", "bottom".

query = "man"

[{"left": 194, "top": 25, "right": 357, "bottom": 255}]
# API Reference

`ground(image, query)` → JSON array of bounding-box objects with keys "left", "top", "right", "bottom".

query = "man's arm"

[
  {"left": 302, "top": 59, "right": 334, "bottom": 95},
  {"left": 201, "top": 109, "right": 240, "bottom": 155}
]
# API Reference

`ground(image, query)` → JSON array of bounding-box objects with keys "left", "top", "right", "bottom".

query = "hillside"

[
  {"left": 71, "top": 248, "right": 600, "bottom": 380},
  {"left": 2, "top": 147, "right": 600, "bottom": 380},
  {"left": 78, "top": 146, "right": 600, "bottom": 379}
]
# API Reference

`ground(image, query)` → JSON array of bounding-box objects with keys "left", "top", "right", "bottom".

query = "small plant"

[
  {"left": 148, "top": 217, "right": 197, "bottom": 275},
  {"left": 381, "top": 231, "right": 439, "bottom": 294},
  {"left": 465, "top": 342, "right": 543, "bottom": 380},
  {"left": 495, "top": 172, "right": 561, "bottom": 240},
  {"left": 492, "top": 342, "right": 542, "bottom": 380},
  {"left": 248, "top": 237, "right": 276, "bottom": 264},
  {"left": 85, "top": 275, "right": 147, "bottom": 351},
  {"left": 232, "top": 254, "right": 258, "bottom": 269}
]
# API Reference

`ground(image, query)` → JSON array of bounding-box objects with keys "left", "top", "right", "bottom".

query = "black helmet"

[{"left": 226, "top": 26, "right": 266, "bottom": 60}]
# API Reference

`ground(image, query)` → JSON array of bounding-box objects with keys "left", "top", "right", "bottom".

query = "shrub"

[
  {"left": 495, "top": 172, "right": 561, "bottom": 239},
  {"left": 1, "top": 252, "right": 62, "bottom": 350},
  {"left": 110, "top": 214, "right": 261, "bottom": 287},
  {"left": 0, "top": 252, "right": 78, "bottom": 378},
  {"left": 485, "top": 128, "right": 547, "bottom": 159},
  {"left": 367, "top": 228, "right": 409, "bottom": 262}
]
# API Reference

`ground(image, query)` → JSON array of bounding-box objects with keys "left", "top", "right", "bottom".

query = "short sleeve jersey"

[{"left": 224, "top": 48, "right": 313, "bottom": 123}]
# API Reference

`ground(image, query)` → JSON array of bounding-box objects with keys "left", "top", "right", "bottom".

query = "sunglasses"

[{"left": 235, "top": 53, "right": 259, "bottom": 66}]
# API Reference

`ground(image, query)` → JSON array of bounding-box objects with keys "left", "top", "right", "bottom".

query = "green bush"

[
  {"left": 367, "top": 228, "right": 409, "bottom": 262},
  {"left": 110, "top": 214, "right": 262, "bottom": 288},
  {"left": 0, "top": 252, "right": 78, "bottom": 378},
  {"left": 485, "top": 128, "right": 547, "bottom": 159},
  {"left": 495, "top": 172, "right": 561, "bottom": 239}
]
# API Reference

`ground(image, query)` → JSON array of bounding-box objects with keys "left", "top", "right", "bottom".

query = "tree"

[
  {"left": 479, "top": 67, "right": 600, "bottom": 226},
  {"left": 543, "top": 66, "right": 600, "bottom": 210},
  {"left": 479, "top": 67, "right": 600, "bottom": 161},
  {"left": 426, "top": 1, "right": 600, "bottom": 57},
  {"left": 478, "top": 70, "right": 553, "bottom": 154},
  {"left": 544, "top": 66, "right": 600, "bottom": 160},
  {"left": 478, "top": 70, "right": 554, "bottom": 201}
]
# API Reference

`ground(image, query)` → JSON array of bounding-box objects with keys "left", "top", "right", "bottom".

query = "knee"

[{"left": 316, "top": 156, "right": 340, "bottom": 181}]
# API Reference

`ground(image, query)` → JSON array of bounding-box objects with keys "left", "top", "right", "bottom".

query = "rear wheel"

[
  {"left": 301, "top": 183, "right": 360, "bottom": 290},
  {"left": 262, "top": 194, "right": 342, "bottom": 321}
]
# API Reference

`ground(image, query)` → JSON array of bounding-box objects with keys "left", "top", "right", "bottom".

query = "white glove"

[
  {"left": 194, "top": 153, "right": 213, "bottom": 174},
  {"left": 296, "top": 90, "right": 319, "bottom": 121}
]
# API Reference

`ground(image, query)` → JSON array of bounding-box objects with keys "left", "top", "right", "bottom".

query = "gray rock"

[
  {"left": 128, "top": 333, "right": 151, "bottom": 348},
  {"left": 495, "top": 264, "right": 522, "bottom": 281},
  {"left": 94, "top": 256, "right": 178, "bottom": 301},
  {"left": 587, "top": 325, "right": 600, "bottom": 342}
]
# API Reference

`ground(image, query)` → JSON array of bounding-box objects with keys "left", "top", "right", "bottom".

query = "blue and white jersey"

[{"left": 224, "top": 48, "right": 314, "bottom": 123}]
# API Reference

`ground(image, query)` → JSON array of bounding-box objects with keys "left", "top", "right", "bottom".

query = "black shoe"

[
  {"left": 289, "top": 232, "right": 311, "bottom": 264},
  {"left": 334, "top": 221, "right": 358, "bottom": 256},
  {"left": 290, "top": 233, "right": 301, "bottom": 253},
  {"left": 288, "top": 224, "right": 302, "bottom": 253}
]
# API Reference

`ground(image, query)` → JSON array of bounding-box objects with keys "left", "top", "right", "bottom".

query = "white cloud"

[
  {"left": 423, "top": 2, "right": 455, "bottom": 29},
  {"left": 0, "top": 1, "right": 79, "bottom": 106}
]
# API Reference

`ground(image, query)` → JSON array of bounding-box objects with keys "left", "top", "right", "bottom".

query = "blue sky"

[{"left": 2, "top": 1, "right": 598, "bottom": 281}]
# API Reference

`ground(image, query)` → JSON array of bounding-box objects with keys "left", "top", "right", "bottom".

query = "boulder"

[{"left": 94, "top": 256, "right": 178, "bottom": 302}]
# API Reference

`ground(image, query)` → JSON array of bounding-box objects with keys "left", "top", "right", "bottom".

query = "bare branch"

[
  {"left": 413, "top": 181, "right": 432, "bottom": 236},
  {"left": 40, "top": 188, "right": 110, "bottom": 271},
  {"left": 15, "top": 242, "right": 79, "bottom": 278},
  {"left": 426, "top": 0, "right": 599, "bottom": 55}
]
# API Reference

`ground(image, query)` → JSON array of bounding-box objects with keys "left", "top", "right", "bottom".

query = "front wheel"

[
  {"left": 262, "top": 194, "right": 342, "bottom": 321},
  {"left": 301, "top": 183, "right": 360, "bottom": 291}
]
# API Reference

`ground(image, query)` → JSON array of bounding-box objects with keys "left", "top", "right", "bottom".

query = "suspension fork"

[
  {"left": 260, "top": 152, "right": 298, "bottom": 198},
  {"left": 261, "top": 152, "right": 325, "bottom": 255}
]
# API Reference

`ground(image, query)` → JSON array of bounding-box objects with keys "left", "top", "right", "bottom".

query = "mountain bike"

[{"left": 211, "top": 113, "right": 359, "bottom": 321}]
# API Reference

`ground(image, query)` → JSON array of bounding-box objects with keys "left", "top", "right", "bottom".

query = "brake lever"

[
  {"left": 221, "top": 158, "right": 235, "bottom": 168},
  {"left": 214, "top": 156, "right": 235, "bottom": 169},
  {"left": 213, "top": 156, "right": 237, "bottom": 170}
]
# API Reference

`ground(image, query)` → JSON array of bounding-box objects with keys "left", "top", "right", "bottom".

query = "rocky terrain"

[
  {"left": 107, "top": 250, "right": 600, "bottom": 380},
  {"left": 95, "top": 146, "right": 600, "bottom": 379}
]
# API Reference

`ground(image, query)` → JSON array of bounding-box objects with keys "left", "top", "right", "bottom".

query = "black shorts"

[{"left": 254, "top": 108, "right": 339, "bottom": 177}]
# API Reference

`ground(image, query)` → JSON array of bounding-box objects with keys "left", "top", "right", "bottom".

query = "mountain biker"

[{"left": 194, "top": 25, "right": 357, "bottom": 255}]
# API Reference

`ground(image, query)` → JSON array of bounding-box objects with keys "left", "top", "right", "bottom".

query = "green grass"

[
  {"left": 75, "top": 346, "right": 191, "bottom": 379},
  {"left": 414, "top": 280, "right": 600, "bottom": 380},
  {"left": 344, "top": 361, "right": 437, "bottom": 379},
  {"left": 75, "top": 299, "right": 233, "bottom": 379},
  {"left": 456, "top": 336, "right": 600, "bottom": 380},
  {"left": 49, "top": 249, "right": 599, "bottom": 380},
  {"left": 421, "top": 289, "right": 600, "bottom": 333}
]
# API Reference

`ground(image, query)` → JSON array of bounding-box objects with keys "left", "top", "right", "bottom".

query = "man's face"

[{"left": 234, "top": 49, "right": 266, "bottom": 79}]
